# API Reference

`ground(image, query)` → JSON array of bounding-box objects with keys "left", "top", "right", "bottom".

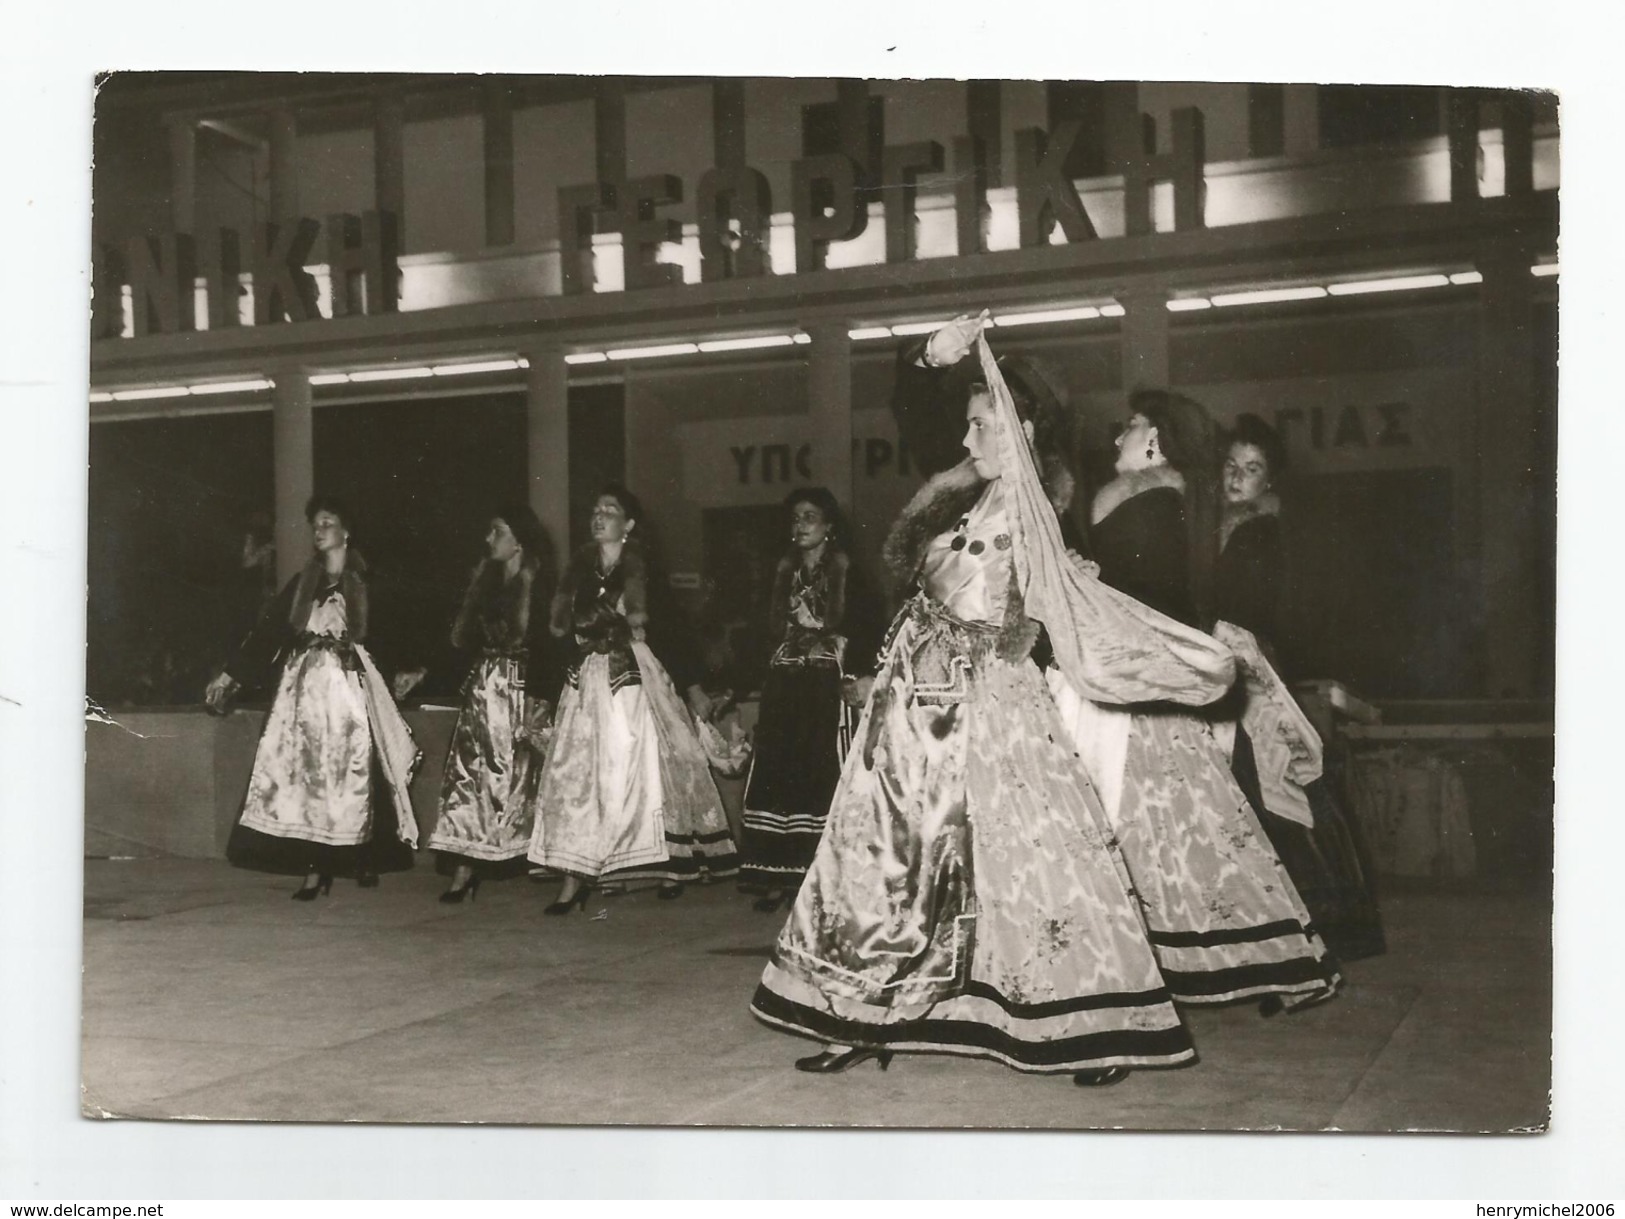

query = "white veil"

[{"left": 979, "top": 335, "right": 1237, "bottom": 705}]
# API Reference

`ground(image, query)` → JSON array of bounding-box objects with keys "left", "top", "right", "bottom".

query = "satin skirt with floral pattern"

[
  {"left": 428, "top": 655, "right": 537, "bottom": 865},
  {"left": 526, "top": 642, "right": 738, "bottom": 882},
  {"left": 1049, "top": 677, "right": 1340, "bottom": 1007},
  {"left": 752, "top": 599, "right": 1195, "bottom": 1072},
  {"left": 228, "top": 639, "right": 420, "bottom": 876}
]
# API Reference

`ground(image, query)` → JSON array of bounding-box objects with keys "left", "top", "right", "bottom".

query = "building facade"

[{"left": 87, "top": 74, "right": 1559, "bottom": 704}]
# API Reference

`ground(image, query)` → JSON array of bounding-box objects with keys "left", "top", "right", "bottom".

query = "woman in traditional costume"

[
  {"left": 525, "top": 485, "right": 737, "bottom": 912},
  {"left": 738, "top": 487, "right": 875, "bottom": 913},
  {"left": 751, "top": 333, "right": 1241, "bottom": 1085},
  {"left": 424, "top": 504, "right": 552, "bottom": 904},
  {"left": 1215, "top": 415, "right": 1386, "bottom": 961},
  {"left": 205, "top": 496, "right": 420, "bottom": 899},
  {"left": 1058, "top": 390, "right": 1342, "bottom": 1013}
]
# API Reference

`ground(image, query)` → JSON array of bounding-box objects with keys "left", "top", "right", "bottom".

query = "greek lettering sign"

[{"left": 98, "top": 109, "right": 1207, "bottom": 336}]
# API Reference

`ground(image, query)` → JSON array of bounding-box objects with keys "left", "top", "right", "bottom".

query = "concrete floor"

[{"left": 80, "top": 859, "right": 1551, "bottom": 1132}]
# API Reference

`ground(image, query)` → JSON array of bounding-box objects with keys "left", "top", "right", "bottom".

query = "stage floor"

[{"left": 81, "top": 859, "right": 1550, "bottom": 1132}]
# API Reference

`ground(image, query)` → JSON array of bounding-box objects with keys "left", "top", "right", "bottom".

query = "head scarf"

[{"left": 979, "top": 336, "right": 1236, "bottom": 705}]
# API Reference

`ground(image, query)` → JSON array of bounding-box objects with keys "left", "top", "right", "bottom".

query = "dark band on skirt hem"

[
  {"left": 750, "top": 985, "right": 1196, "bottom": 1071},
  {"left": 1162, "top": 957, "right": 1340, "bottom": 1002},
  {"left": 1147, "top": 918, "right": 1316, "bottom": 949}
]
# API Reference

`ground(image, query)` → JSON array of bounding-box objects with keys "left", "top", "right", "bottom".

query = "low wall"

[
  {"left": 85, "top": 706, "right": 458, "bottom": 859},
  {"left": 84, "top": 703, "right": 755, "bottom": 861}
]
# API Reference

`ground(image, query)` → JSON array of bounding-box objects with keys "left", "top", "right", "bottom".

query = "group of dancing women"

[{"left": 205, "top": 309, "right": 1383, "bottom": 1089}]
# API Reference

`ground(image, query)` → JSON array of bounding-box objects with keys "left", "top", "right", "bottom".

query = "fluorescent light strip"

[
  {"left": 89, "top": 391, "right": 114, "bottom": 403},
  {"left": 309, "top": 373, "right": 351, "bottom": 385},
  {"left": 1166, "top": 298, "right": 1213, "bottom": 312},
  {"left": 848, "top": 327, "right": 893, "bottom": 341},
  {"left": 606, "top": 343, "right": 701, "bottom": 361},
  {"left": 347, "top": 367, "right": 435, "bottom": 382},
  {"left": 887, "top": 321, "right": 949, "bottom": 336},
  {"left": 188, "top": 378, "right": 275, "bottom": 395},
  {"left": 111, "top": 385, "right": 190, "bottom": 401},
  {"left": 992, "top": 306, "right": 1102, "bottom": 326},
  {"left": 1099, "top": 303, "right": 1126, "bottom": 318},
  {"left": 1210, "top": 286, "right": 1329, "bottom": 308},
  {"left": 1531, "top": 263, "right": 1560, "bottom": 278},
  {"left": 564, "top": 352, "right": 608, "bottom": 365},
  {"left": 1450, "top": 271, "right": 1484, "bottom": 285},
  {"left": 431, "top": 359, "right": 524, "bottom": 376},
  {"left": 1327, "top": 274, "right": 1450, "bottom": 297},
  {"left": 792, "top": 333, "right": 812, "bottom": 345},
  {"left": 696, "top": 335, "right": 797, "bottom": 354}
]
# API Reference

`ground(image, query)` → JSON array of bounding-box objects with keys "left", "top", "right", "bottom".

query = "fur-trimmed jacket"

[
  {"left": 1215, "top": 492, "right": 1284, "bottom": 646},
  {"left": 542, "top": 542, "right": 702, "bottom": 700},
  {"left": 224, "top": 551, "right": 374, "bottom": 686},
  {"left": 1089, "top": 466, "right": 1197, "bottom": 627},
  {"left": 768, "top": 546, "right": 849, "bottom": 659},
  {"left": 880, "top": 461, "right": 1046, "bottom": 665},
  {"left": 450, "top": 554, "right": 547, "bottom": 656}
]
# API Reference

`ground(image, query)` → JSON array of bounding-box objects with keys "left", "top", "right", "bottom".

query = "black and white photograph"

[
  {"left": 74, "top": 68, "right": 1557, "bottom": 1132},
  {"left": 5, "top": 2, "right": 1623, "bottom": 1200}
]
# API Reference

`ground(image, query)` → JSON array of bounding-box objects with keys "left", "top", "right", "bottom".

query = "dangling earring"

[{"left": 1145, "top": 445, "right": 1156, "bottom": 462}]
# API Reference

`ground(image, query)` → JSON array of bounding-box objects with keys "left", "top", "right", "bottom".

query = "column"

[
  {"left": 712, "top": 78, "right": 746, "bottom": 170},
  {"left": 268, "top": 108, "right": 299, "bottom": 221},
  {"left": 805, "top": 321, "right": 854, "bottom": 508},
  {"left": 1475, "top": 239, "right": 1541, "bottom": 696},
  {"left": 965, "top": 80, "right": 1002, "bottom": 187},
  {"left": 482, "top": 79, "right": 515, "bottom": 247},
  {"left": 836, "top": 79, "right": 872, "bottom": 183},
  {"left": 525, "top": 345, "right": 570, "bottom": 578},
  {"left": 1281, "top": 84, "right": 1321, "bottom": 156},
  {"left": 1102, "top": 82, "right": 1143, "bottom": 172},
  {"left": 594, "top": 79, "right": 627, "bottom": 188},
  {"left": 1446, "top": 89, "right": 1481, "bottom": 204},
  {"left": 272, "top": 367, "right": 315, "bottom": 587},
  {"left": 374, "top": 89, "right": 407, "bottom": 248},
  {"left": 1117, "top": 285, "right": 1171, "bottom": 391},
  {"left": 167, "top": 117, "right": 196, "bottom": 233}
]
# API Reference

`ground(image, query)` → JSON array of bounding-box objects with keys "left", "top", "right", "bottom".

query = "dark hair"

[
  {"left": 244, "top": 511, "right": 273, "bottom": 547},
  {"left": 596, "top": 483, "right": 644, "bottom": 530},
  {"left": 967, "top": 353, "right": 1080, "bottom": 512},
  {"left": 1225, "top": 413, "right": 1287, "bottom": 483},
  {"left": 1130, "top": 388, "right": 1221, "bottom": 627},
  {"left": 783, "top": 486, "right": 846, "bottom": 547},
  {"left": 304, "top": 494, "right": 354, "bottom": 532},
  {"left": 492, "top": 501, "right": 546, "bottom": 560}
]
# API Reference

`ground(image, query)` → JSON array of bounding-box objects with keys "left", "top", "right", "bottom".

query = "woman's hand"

[
  {"left": 392, "top": 667, "right": 427, "bottom": 701},
  {"left": 841, "top": 675, "right": 875, "bottom": 708},
  {"left": 1066, "top": 550, "right": 1101, "bottom": 580},
  {"left": 204, "top": 671, "right": 237, "bottom": 713},
  {"left": 923, "top": 309, "right": 992, "bottom": 369},
  {"left": 686, "top": 684, "right": 715, "bottom": 723},
  {"left": 519, "top": 697, "right": 553, "bottom": 745}
]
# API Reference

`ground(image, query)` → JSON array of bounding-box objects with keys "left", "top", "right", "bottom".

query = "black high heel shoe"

[
  {"left": 753, "top": 891, "right": 786, "bottom": 913},
  {"left": 439, "top": 877, "right": 481, "bottom": 905},
  {"left": 292, "top": 875, "right": 333, "bottom": 902},
  {"left": 1260, "top": 986, "right": 1336, "bottom": 1019},
  {"left": 1073, "top": 1067, "right": 1131, "bottom": 1087},
  {"left": 794, "top": 1046, "right": 893, "bottom": 1074},
  {"left": 657, "top": 882, "right": 685, "bottom": 901},
  {"left": 356, "top": 869, "right": 380, "bottom": 889},
  {"left": 544, "top": 884, "right": 591, "bottom": 915}
]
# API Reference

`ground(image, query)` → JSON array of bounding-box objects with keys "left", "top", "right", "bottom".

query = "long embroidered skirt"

[
  {"left": 1231, "top": 728, "right": 1387, "bottom": 962},
  {"left": 227, "top": 639, "right": 419, "bottom": 877},
  {"left": 752, "top": 599, "right": 1194, "bottom": 1073},
  {"left": 738, "top": 661, "right": 849, "bottom": 892},
  {"left": 427, "top": 653, "right": 538, "bottom": 877},
  {"left": 1049, "top": 676, "right": 1340, "bottom": 1008},
  {"left": 526, "top": 642, "right": 737, "bottom": 882}
]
